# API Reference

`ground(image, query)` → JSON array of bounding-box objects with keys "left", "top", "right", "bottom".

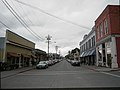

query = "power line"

[
  {"left": 0, "top": 20, "right": 11, "bottom": 29},
  {"left": 10, "top": 0, "right": 34, "bottom": 27},
  {"left": 1, "top": 0, "right": 37, "bottom": 39},
  {"left": 12, "top": 0, "right": 45, "bottom": 40},
  {"left": 0, "top": 12, "right": 17, "bottom": 29},
  {"left": 10, "top": 0, "right": 44, "bottom": 40},
  {"left": 1, "top": 0, "right": 44, "bottom": 41},
  {"left": 6, "top": 0, "right": 44, "bottom": 41},
  {"left": 14, "top": 0, "right": 91, "bottom": 30}
]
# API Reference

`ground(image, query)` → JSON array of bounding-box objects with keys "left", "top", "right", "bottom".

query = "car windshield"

[{"left": 39, "top": 61, "right": 46, "bottom": 64}]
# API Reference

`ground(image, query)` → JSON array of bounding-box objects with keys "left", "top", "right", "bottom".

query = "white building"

[{"left": 79, "top": 26, "right": 96, "bottom": 65}]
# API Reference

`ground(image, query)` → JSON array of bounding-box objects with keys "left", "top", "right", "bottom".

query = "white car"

[
  {"left": 71, "top": 60, "right": 81, "bottom": 66},
  {"left": 36, "top": 61, "right": 48, "bottom": 69}
]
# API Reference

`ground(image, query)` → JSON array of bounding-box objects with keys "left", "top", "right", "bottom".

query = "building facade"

[
  {"left": 95, "top": 5, "right": 120, "bottom": 68},
  {"left": 79, "top": 26, "right": 96, "bottom": 65},
  {"left": 34, "top": 49, "right": 47, "bottom": 64},
  {"left": 0, "top": 37, "right": 5, "bottom": 63},
  {"left": 0, "top": 30, "right": 35, "bottom": 70}
]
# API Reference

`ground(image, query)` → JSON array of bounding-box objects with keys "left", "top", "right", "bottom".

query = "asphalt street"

[{"left": 1, "top": 59, "right": 120, "bottom": 89}]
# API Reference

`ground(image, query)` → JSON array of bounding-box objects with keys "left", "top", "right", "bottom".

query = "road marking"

[
  {"left": 18, "top": 72, "right": 77, "bottom": 76},
  {"left": 101, "top": 72, "right": 120, "bottom": 78}
]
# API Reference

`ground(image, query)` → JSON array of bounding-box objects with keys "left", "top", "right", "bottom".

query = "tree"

[{"left": 65, "top": 48, "right": 80, "bottom": 60}]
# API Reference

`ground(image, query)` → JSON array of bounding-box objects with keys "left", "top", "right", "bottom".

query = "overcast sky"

[{"left": 0, "top": 0, "right": 119, "bottom": 56}]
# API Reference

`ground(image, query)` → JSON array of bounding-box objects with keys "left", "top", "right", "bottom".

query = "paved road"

[{"left": 1, "top": 60, "right": 120, "bottom": 89}]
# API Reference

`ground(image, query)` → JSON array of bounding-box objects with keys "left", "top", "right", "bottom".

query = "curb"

[
  {"left": 1, "top": 66, "right": 35, "bottom": 79},
  {"left": 82, "top": 66, "right": 120, "bottom": 72},
  {"left": 109, "top": 69, "right": 120, "bottom": 72},
  {"left": 84, "top": 66, "right": 100, "bottom": 72}
]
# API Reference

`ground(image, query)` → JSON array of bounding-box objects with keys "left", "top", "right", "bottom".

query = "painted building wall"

[
  {"left": 95, "top": 5, "right": 120, "bottom": 42},
  {"left": 109, "top": 6, "right": 120, "bottom": 35},
  {"left": 6, "top": 44, "right": 32, "bottom": 55},
  {"left": 5, "top": 30, "right": 35, "bottom": 61},
  {"left": 6, "top": 30, "right": 35, "bottom": 49}
]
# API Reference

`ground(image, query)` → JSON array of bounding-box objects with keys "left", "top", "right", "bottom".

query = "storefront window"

[
  {"left": 12, "top": 57, "right": 15, "bottom": 64},
  {"left": 106, "top": 42, "right": 112, "bottom": 67},
  {"left": 102, "top": 43, "right": 106, "bottom": 66},
  {"left": 97, "top": 26, "right": 99, "bottom": 39},
  {"left": 104, "top": 19, "right": 108, "bottom": 35},
  {"left": 97, "top": 45, "right": 102, "bottom": 66},
  {"left": 16, "top": 57, "right": 19, "bottom": 63},
  {"left": 99, "top": 23, "right": 103, "bottom": 37}
]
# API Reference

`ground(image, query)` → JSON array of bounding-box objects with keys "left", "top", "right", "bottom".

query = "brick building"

[{"left": 95, "top": 5, "right": 120, "bottom": 68}]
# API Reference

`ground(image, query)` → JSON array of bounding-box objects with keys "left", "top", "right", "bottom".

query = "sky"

[{"left": 0, "top": 0, "right": 119, "bottom": 56}]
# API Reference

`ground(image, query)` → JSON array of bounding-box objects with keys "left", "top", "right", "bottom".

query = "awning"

[
  {"left": 82, "top": 51, "right": 88, "bottom": 57},
  {"left": 81, "top": 50, "right": 96, "bottom": 57},
  {"left": 80, "top": 52, "right": 85, "bottom": 57},
  {"left": 89, "top": 50, "right": 96, "bottom": 56},
  {"left": 7, "top": 52, "right": 20, "bottom": 57},
  {"left": 86, "top": 51, "right": 91, "bottom": 56}
]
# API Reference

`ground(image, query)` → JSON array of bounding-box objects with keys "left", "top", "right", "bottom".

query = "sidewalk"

[
  {"left": 81, "top": 65, "right": 120, "bottom": 72},
  {"left": 0, "top": 66, "right": 35, "bottom": 79}
]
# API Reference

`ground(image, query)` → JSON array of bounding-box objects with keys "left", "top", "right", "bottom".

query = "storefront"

[
  {"left": 96, "top": 37, "right": 119, "bottom": 68},
  {"left": 79, "top": 26, "right": 96, "bottom": 66},
  {"left": 1, "top": 30, "right": 35, "bottom": 70},
  {"left": 95, "top": 5, "right": 120, "bottom": 68}
]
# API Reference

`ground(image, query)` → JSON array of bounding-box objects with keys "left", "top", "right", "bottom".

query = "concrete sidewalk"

[
  {"left": 82, "top": 65, "right": 120, "bottom": 72},
  {"left": 0, "top": 66, "right": 35, "bottom": 79}
]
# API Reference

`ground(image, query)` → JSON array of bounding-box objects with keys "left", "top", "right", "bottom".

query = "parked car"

[
  {"left": 71, "top": 60, "right": 80, "bottom": 66},
  {"left": 48, "top": 60, "right": 54, "bottom": 66},
  {"left": 45, "top": 61, "right": 49, "bottom": 66},
  {"left": 36, "top": 61, "right": 48, "bottom": 69}
]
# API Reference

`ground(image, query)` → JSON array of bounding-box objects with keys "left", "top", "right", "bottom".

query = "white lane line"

[
  {"left": 101, "top": 72, "right": 120, "bottom": 78},
  {"left": 18, "top": 72, "right": 77, "bottom": 76}
]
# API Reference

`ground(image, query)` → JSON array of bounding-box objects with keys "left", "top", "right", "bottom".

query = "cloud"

[{"left": 0, "top": 0, "right": 119, "bottom": 56}]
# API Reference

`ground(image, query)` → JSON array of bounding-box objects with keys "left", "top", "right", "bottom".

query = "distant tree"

[
  {"left": 65, "top": 48, "right": 80, "bottom": 60},
  {"left": 71, "top": 48, "right": 80, "bottom": 54}
]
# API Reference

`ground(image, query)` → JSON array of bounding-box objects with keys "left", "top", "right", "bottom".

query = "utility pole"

[{"left": 46, "top": 35, "right": 52, "bottom": 61}]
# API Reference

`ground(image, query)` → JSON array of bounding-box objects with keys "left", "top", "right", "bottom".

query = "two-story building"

[
  {"left": 34, "top": 49, "right": 47, "bottom": 64},
  {"left": 95, "top": 5, "right": 120, "bottom": 68},
  {"left": 79, "top": 26, "right": 96, "bottom": 65}
]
